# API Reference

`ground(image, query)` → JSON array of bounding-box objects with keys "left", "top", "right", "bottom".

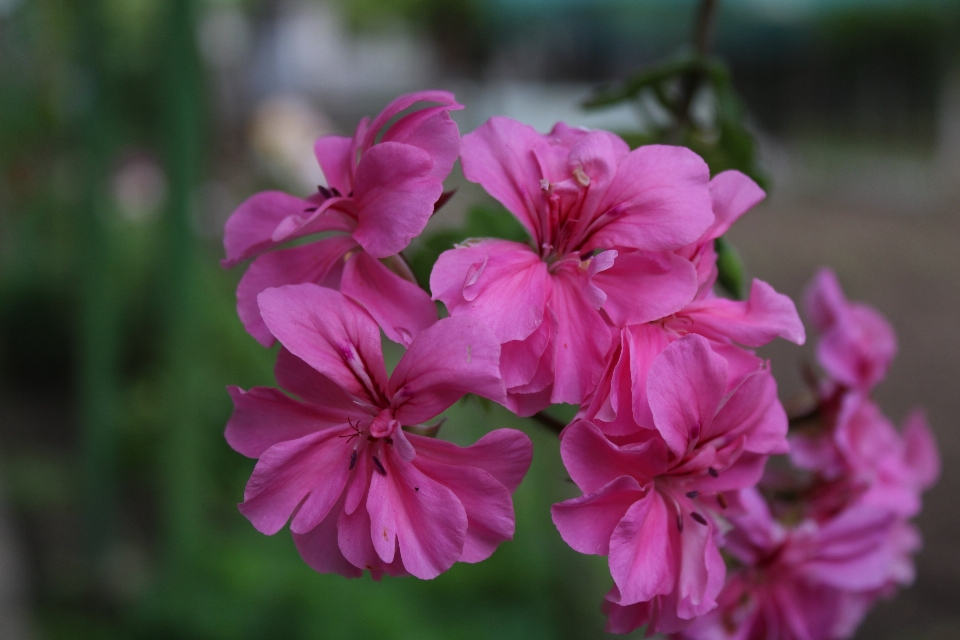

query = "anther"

[
  {"left": 372, "top": 456, "right": 387, "bottom": 476},
  {"left": 691, "top": 512, "right": 708, "bottom": 526},
  {"left": 686, "top": 491, "right": 699, "bottom": 499},
  {"left": 717, "top": 493, "right": 729, "bottom": 509},
  {"left": 676, "top": 513, "right": 684, "bottom": 533},
  {"left": 349, "top": 450, "right": 358, "bottom": 470},
  {"left": 573, "top": 166, "right": 591, "bottom": 187},
  {"left": 317, "top": 185, "right": 332, "bottom": 198},
  {"left": 708, "top": 467, "right": 719, "bottom": 478}
]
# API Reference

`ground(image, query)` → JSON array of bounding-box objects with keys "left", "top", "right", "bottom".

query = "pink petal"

[
  {"left": 361, "top": 90, "right": 461, "bottom": 152},
  {"left": 341, "top": 251, "right": 437, "bottom": 347},
  {"left": 549, "top": 269, "right": 614, "bottom": 405},
  {"left": 567, "top": 130, "right": 631, "bottom": 220},
  {"left": 225, "top": 386, "right": 352, "bottom": 458},
  {"left": 705, "top": 170, "right": 766, "bottom": 239},
  {"left": 593, "top": 250, "right": 699, "bottom": 327},
  {"left": 389, "top": 317, "right": 506, "bottom": 424},
  {"left": 382, "top": 105, "right": 461, "bottom": 181},
  {"left": 238, "top": 429, "right": 352, "bottom": 535},
  {"left": 585, "top": 144, "right": 713, "bottom": 253},
  {"left": 352, "top": 141, "right": 440, "bottom": 258},
  {"left": 609, "top": 491, "right": 677, "bottom": 605},
  {"left": 817, "top": 304, "right": 896, "bottom": 391},
  {"left": 337, "top": 485, "right": 397, "bottom": 579},
  {"left": 273, "top": 347, "right": 365, "bottom": 413},
  {"left": 689, "top": 452, "right": 768, "bottom": 494},
  {"left": 409, "top": 429, "right": 533, "bottom": 493},
  {"left": 709, "top": 366, "right": 788, "bottom": 455},
  {"left": 684, "top": 279, "right": 806, "bottom": 347},
  {"left": 551, "top": 475, "right": 647, "bottom": 555},
  {"left": 804, "top": 267, "right": 847, "bottom": 332},
  {"left": 500, "top": 311, "right": 554, "bottom": 389},
  {"left": 223, "top": 191, "right": 323, "bottom": 267},
  {"left": 292, "top": 493, "right": 363, "bottom": 578},
  {"left": 647, "top": 334, "right": 728, "bottom": 456},
  {"left": 258, "top": 285, "right": 388, "bottom": 403},
  {"left": 414, "top": 460, "right": 515, "bottom": 563},
  {"left": 627, "top": 323, "right": 673, "bottom": 430},
  {"left": 431, "top": 240, "right": 550, "bottom": 343},
  {"left": 559, "top": 420, "right": 666, "bottom": 494},
  {"left": 803, "top": 505, "right": 899, "bottom": 591},
  {"left": 236, "top": 236, "right": 357, "bottom": 346},
  {"left": 313, "top": 135, "right": 354, "bottom": 195},
  {"left": 902, "top": 408, "right": 940, "bottom": 490},
  {"left": 366, "top": 450, "right": 468, "bottom": 579},
  {"left": 460, "top": 117, "right": 550, "bottom": 240},
  {"left": 504, "top": 385, "right": 554, "bottom": 418},
  {"left": 676, "top": 511, "right": 725, "bottom": 619}
]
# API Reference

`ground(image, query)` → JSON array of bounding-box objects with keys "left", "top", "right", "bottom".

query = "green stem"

[{"left": 159, "top": 0, "right": 205, "bottom": 577}]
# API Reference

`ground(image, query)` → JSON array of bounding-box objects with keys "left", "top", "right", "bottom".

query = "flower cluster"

[{"left": 221, "top": 91, "right": 938, "bottom": 636}]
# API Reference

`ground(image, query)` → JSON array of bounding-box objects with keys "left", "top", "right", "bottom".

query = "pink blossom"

[
  {"left": 672, "top": 489, "right": 912, "bottom": 640},
  {"left": 804, "top": 268, "right": 896, "bottom": 393},
  {"left": 225, "top": 284, "right": 532, "bottom": 579},
  {"left": 431, "top": 118, "right": 714, "bottom": 412},
  {"left": 551, "top": 335, "right": 788, "bottom": 624},
  {"left": 223, "top": 91, "right": 463, "bottom": 347},
  {"left": 578, "top": 171, "right": 804, "bottom": 436},
  {"left": 790, "top": 394, "right": 939, "bottom": 520}
]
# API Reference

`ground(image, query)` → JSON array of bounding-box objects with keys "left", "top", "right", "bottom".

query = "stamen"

[
  {"left": 708, "top": 467, "right": 719, "bottom": 478},
  {"left": 691, "top": 512, "right": 708, "bottom": 526},
  {"left": 372, "top": 456, "right": 387, "bottom": 476},
  {"left": 573, "top": 165, "right": 591, "bottom": 187},
  {"left": 349, "top": 450, "right": 358, "bottom": 470},
  {"left": 717, "top": 493, "right": 729, "bottom": 509},
  {"left": 676, "top": 513, "right": 684, "bottom": 533},
  {"left": 686, "top": 491, "right": 699, "bottom": 499},
  {"left": 317, "top": 185, "right": 332, "bottom": 198}
]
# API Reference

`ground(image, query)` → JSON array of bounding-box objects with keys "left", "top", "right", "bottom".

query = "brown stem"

[
  {"left": 693, "top": 0, "right": 719, "bottom": 57},
  {"left": 531, "top": 411, "right": 566, "bottom": 435},
  {"left": 677, "top": 0, "right": 720, "bottom": 128}
]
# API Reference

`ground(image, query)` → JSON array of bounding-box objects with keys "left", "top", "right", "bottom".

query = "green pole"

[
  {"left": 159, "top": 0, "right": 205, "bottom": 578},
  {"left": 75, "top": 0, "right": 120, "bottom": 593}
]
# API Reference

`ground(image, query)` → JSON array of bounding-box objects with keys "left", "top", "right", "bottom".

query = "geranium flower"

[
  {"left": 578, "top": 171, "right": 804, "bottom": 436},
  {"left": 551, "top": 335, "right": 788, "bottom": 624},
  {"left": 431, "top": 118, "right": 713, "bottom": 413},
  {"left": 668, "top": 489, "right": 910, "bottom": 640},
  {"left": 804, "top": 268, "right": 896, "bottom": 393},
  {"left": 223, "top": 91, "right": 463, "bottom": 347},
  {"left": 226, "top": 284, "right": 532, "bottom": 579}
]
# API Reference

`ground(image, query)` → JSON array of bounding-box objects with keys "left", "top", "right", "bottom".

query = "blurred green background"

[{"left": 2, "top": 0, "right": 960, "bottom": 638}]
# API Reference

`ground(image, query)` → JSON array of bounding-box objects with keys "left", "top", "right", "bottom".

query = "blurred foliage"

[{"left": 586, "top": 53, "right": 767, "bottom": 191}]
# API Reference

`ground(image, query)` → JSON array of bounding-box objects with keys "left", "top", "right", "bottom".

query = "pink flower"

[
  {"left": 431, "top": 118, "right": 714, "bottom": 413},
  {"left": 225, "top": 284, "right": 532, "bottom": 579},
  {"left": 551, "top": 335, "right": 788, "bottom": 624},
  {"left": 222, "top": 91, "right": 463, "bottom": 347},
  {"left": 804, "top": 268, "right": 896, "bottom": 393},
  {"left": 578, "top": 171, "right": 804, "bottom": 437},
  {"left": 790, "top": 394, "right": 939, "bottom": 520},
  {"left": 672, "top": 489, "right": 911, "bottom": 640}
]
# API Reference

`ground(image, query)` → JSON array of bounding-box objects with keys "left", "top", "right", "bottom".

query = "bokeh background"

[{"left": 1, "top": 0, "right": 959, "bottom": 638}]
